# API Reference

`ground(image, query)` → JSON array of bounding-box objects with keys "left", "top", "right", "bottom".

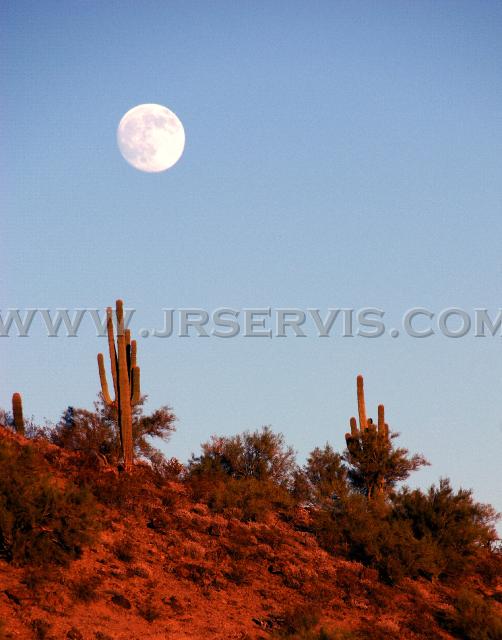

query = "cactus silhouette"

[
  {"left": 344, "top": 375, "right": 426, "bottom": 498},
  {"left": 345, "top": 375, "right": 392, "bottom": 498},
  {"left": 346, "top": 375, "right": 390, "bottom": 441},
  {"left": 97, "top": 300, "right": 141, "bottom": 471},
  {"left": 12, "top": 392, "right": 24, "bottom": 435}
]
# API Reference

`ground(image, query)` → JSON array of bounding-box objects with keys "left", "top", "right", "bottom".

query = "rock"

[
  {"left": 4, "top": 590, "right": 21, "bottom": 605},
  {"left": 267, "top": 564, "right": 283, "bottom": 575},
  {"left": 162, "top": 595, "right": 183, "bottom": 614},
  {"left": 111, "top": 593, "right": 131, "bottom": 609}
]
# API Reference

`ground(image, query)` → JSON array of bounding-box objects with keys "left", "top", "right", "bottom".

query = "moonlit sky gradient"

[{"left": 2, "top": 2, "right": 502, "bottom": 517}]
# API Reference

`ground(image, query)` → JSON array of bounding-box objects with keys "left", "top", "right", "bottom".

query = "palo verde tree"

[{"left": 344, "top": 375, "right": 428, "bottom": 498}]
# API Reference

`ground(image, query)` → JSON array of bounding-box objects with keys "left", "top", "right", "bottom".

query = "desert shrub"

[
  {"left": 279, "top": 603, "right": 321, "bottom": 636},
  {"left": 0, "top": 409, "right": 39, "bottom": 438},
  {"left": 190, "top": 474, "right": 294, "bottom": 522},
  {"left": 312, "top": 479, "right": 500, "bottom": 584},
  {"left": 225, "top": 561, "right": 251, "bottom": 585},
  {"left": 70, "top": 575, "right": 101, "bottom": 602},
  {"left": 49, "top": 398, "right": 176, "bottom": 466},
  {"left": 404, "top": 595, "right": 441, "bottom": 637},
  {"left": 474, "top": 546, "right": 502, "bottom": 587},
  {"left": 113, "top": 537, "right": 134, "bottom": 563},
  {"left": 189, "top": 426, "right": 296, "bottom": 485},
  {"left": 127, "top": 564, "right": 150, "bottom": 579},
  {"left": 353, "top": 622, "right": 401, "bottom": 640},
  {"left": 344, "top": 428, "right": 428, "bottom": 499},
  {"left": 0, "top": 437, "right": 97, "bottom": 566},
  {"left": 30, "top": 619, "right": 52, "bottom": 640},
  {"left": 300, "top": 445, "right": 349, "bottom": 506},
  {"left": 281, "top": 632, "right": 348, "bottom": 640},
  {"left": 306, "top": 426, "right": 498, "bottom": 584},
  {"left": 49, "top": 406, "right": 120, "bottom": 462},
  {"left": 312, "top": 492, "right": 437, "bottom": 583},
  {"left": 439, "top": 588, "right": 502, "bottom": 640},
  {"left": 150, "top": 456, "right": 185, "bottom": 483},
  {"left": 188, "top": 427, "right": 297, "bottom": 521},
  {"left": 82, "top": 462, "right": 170, "bottom": 511},
  {"left": 22, "top": 565, "right": 59, "bottom": 591},
  {"left": 137, "top": 594, "right": 162, "bottom": 622},
  {"left": 391, "top": 479, "right": 499, "bottom": 580},
  {"left": 133, "top": 404, "right": 176, "bottom": 461}
]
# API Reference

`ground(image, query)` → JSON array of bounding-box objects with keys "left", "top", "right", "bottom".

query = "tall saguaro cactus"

[
  {"left": 345, "top": 375, "right": 390, "bottom": 498},
  {"left": 347, "top": 375, "right": 389, "bottom": 443},
  {"left": 12, "top": 392, "right": 25, "bottom": 435},
  {"left": 97, "top": 300, "right": 141, "bottom": 471},
  {"left": 344, "top": 375, "right": 428, "bottom": 499}
]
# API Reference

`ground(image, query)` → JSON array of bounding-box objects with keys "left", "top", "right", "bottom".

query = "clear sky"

[{"left": 2, "top": 2, "right": 501, "bottom": 516}]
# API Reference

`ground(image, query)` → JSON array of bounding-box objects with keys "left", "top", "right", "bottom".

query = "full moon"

[{"left": 117, "top": 104, "right": 185, "bottom": 172}]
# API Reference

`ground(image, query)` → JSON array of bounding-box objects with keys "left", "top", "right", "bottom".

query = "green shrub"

[
  {"left": 50, "top": 399, "right": 176, "bottom": 466},
  {"left": 391, "top": 479, "right": 499, "bottom": 580},
  {"left": 301, "top": 445, "right": 349, "bottom": 506},
  {"left": 188, "top": 427, "right": 297, "bottom": 521},
  {"left": 191, "top": 474, "right": 294, "bottom": 521},
  {"left": 50, "top": 406, "right": 120, "bottom": 462},
  {"left": 308, "top": 446, "right": 500, "bottom": 584},
  {"left": 343, "top": 427, "right": 428, "bottom": 499},
  {"left": 189, "top": 426, "right": 296, "bottom": 485},
  {"left": 312, "top": 492, "right": 440, "bottom": 583},
  {"left": 0, "top": 437, "right": 97, "bottom": 566}
]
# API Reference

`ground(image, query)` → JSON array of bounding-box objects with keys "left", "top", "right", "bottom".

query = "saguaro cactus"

[
  {"left": 344, "top": 375, "right": 427, "bottom": 498},
  {"left": 345, "top": 375, "right": 390, "bottom": 497},
  {"left": 356, "top": 374, "right": 368, "bottom": 430},
  {"left": 97, "top": 300, "right": 141, "bottom": 471},
  {"left": 12, "top": 392, "right": 25, "bottom": 435},
  {"left": 346, "top": 375, "right": 389, "bottom": 444}
]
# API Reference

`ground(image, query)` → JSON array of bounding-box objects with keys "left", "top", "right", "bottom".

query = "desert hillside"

[{"left": 1, "top": 415, "right": 501, "bottom": 640}]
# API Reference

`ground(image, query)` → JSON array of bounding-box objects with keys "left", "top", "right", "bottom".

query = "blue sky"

[{"left": 2, "top": 2, "right": 502, "bottom": 515}]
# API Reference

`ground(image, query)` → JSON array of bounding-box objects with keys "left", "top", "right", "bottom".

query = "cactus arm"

[
  {"left": 377, "top": 404, "right": 385, "bottom": 437},
  {"left": 356, "top": 374, "right": 367, "bottom": 430},
  {"left": 116, "top": 299, "right": 124, "bottom": 333},
  {"left": 116, "top": 300, "right": 133, "bottom": 471},
  {"left": 12, "top": 393, "right": 24, "bottom": 435},
  {"left": 125, "top": 329, "right": 132, "bottom": 379},
  {"left": 106, "top": 307, "right": 119, "bottom": 400},
  {"left": 97, "top": 353, "right": 114, "bottom": 406},
  {"left": 350, "top": 416, "right": 358, "bottom": 437},
  {"left": 130, "top": 339, "right": 137, "bottom": 372},
  {"left": 130, "top": 366, "right": 141, "bottom": 405}
]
